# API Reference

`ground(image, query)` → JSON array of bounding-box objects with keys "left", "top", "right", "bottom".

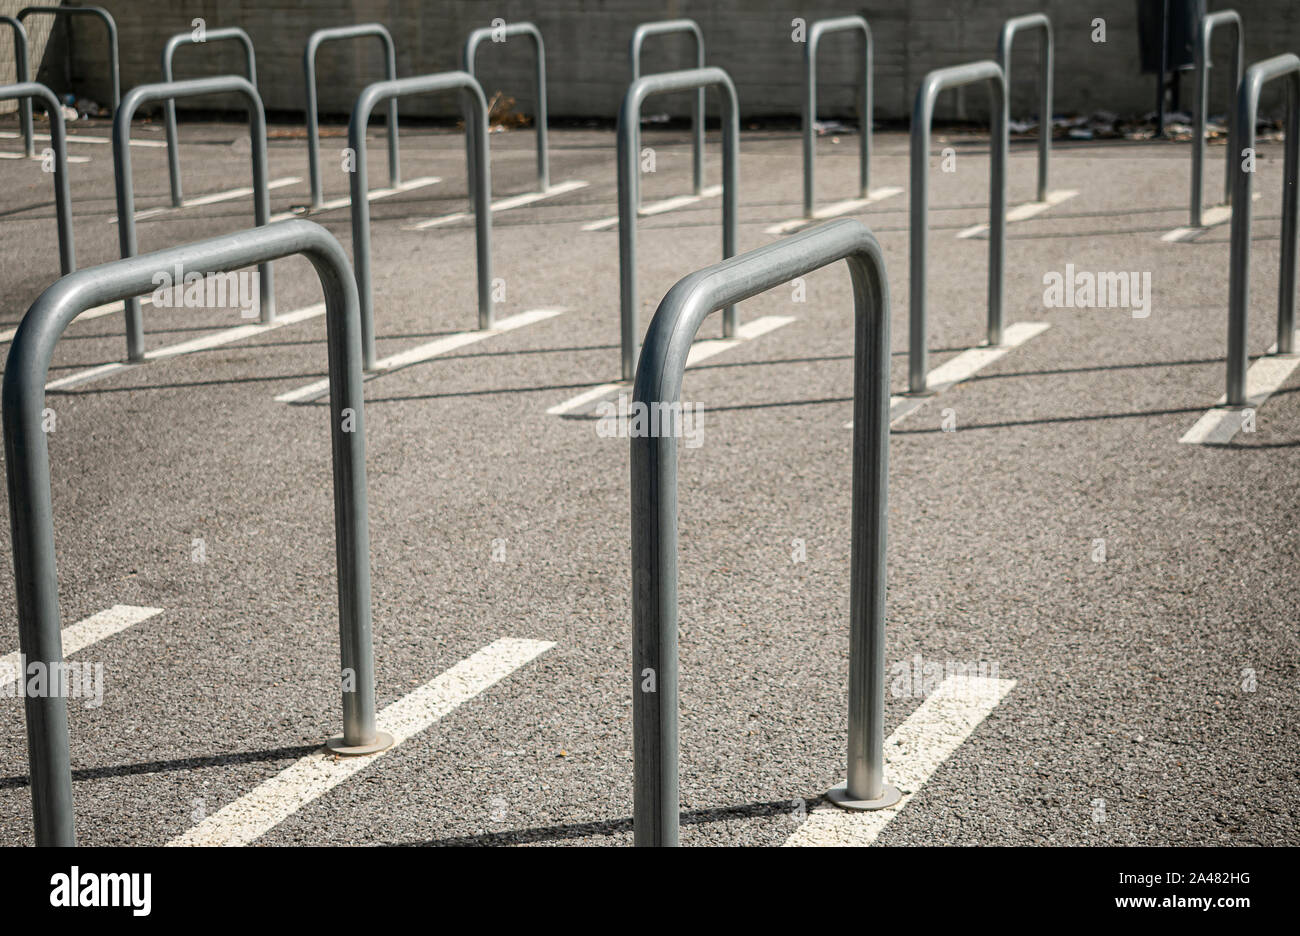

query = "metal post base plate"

[
  {"left": 826, "top": 781, "right": 902, "bottom": 811},
  {"left": 325, "top": 731, "right": 395, "bottom": 757}
]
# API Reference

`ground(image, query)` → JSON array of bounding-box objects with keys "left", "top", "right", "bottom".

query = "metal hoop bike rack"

[
  {"left": 909, "top": 61, "right": 1007, "bottom": 394},
  {"left": 1191, "top": 10, "right": 1243, "bottom": 227},
  {"left": 630, "top": 218, "right": 897, "bottom": 847},
  {"left": 463, "top": 21, "right": 548, "bottom": 193},
  {"left": 996, "top": 14, "right": 1052, "bottom": 203},
  {"left": 1, "top": 16, "right": 34, "bottom": 156},
  {"left": 0, "top": 81, "right": 74, "bottom": 274},
  {"left": 803, "top": 16, "right": 872, "bottom": 219},
  {"left": 17, "top": 5, "right": 119, "bottom": 111},
  {"left": 3, "top": 218, "right": 389, "bottom": 847},
  {"left": 1225, "top": 53, "right": 1299, "bottom": 406},
  {"left": 304, "top": 23, "right": 400, "bottom": 210},
  {"left": 349, "top": 72, "right": 491, "bottom": 371},
  {"left": 630, "top": 19, "right": 705, "bottom": 207},
  {"left": 160, "top": 26, "right": 257, "bottom": 207},
  {"left": 619, "top": 67, "right": 737, "bottom": 382},
  {"left": 114, "top": 76, "right": 274, "bottom": 363}
]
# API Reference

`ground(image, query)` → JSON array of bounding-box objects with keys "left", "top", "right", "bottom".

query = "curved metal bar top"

[
  {"left": 630, "top": 19, "right": 705, "bottom": 203},
  {"left": 909, "top": 61, "right": 1007, "bottom": 394},
  {"left": 161, "top": 26, "right": 257, "bottom": 207},
  {"left": 350, "top": 72, "right": 491, "bottom": 371},
  {"left": 803, "top": 16, "right": 872, "bottom": 219},
  {"left": 304, "top": 23, "right": 400, "bottom": 210},
  {"left": 0, "top": 16, "right": 34, "bottom": 156},
  {"left": 1226, "top": 53, "right": 1299, "bottom": 406},
  {"left": 996, "top": 13, "right": 1052, "bottom": 203},
  {"left": 619, "top": 67, "right": 738, "bottom": 383},
  {"left": 463, "top": 21, "right": 548, "bottom": 193},
  {"left": 3, "top": 219, "right": 385, "bottom": 847},
  {"left": 17, "top": 5, "right": 120, "bottom": 110},
  {"left": 113, "top": 76, "right": 273, "bottom": 363},
  {"left": 631, "top": 218, "right": 895, "bottom": 847},
  {"left": 1192, "top": 10, "right": 1243, "bottom": 227},
  {"left": 0, "top": 81, "right": 74, "bottom": 274}
]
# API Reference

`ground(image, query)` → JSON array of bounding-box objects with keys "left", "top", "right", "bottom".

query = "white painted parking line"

[
  {"left": 404, "top": 179, "right": 590, "bottom": 229},
  {"left": 270, "top": 175, "right": 442, "bottom": 220},
  {"left": 763, "top": 187, "right": 904, "bottom": 235},
  {"left": 0, "top": 151, "right": 90, "bottom": 162},
  {"left": 546, "top": 315, "right": 797, "bottom": 416},
  {"left": 1179, "top": 333, "right": 1300, "bottom": 444},
  {"left": 45, "top": 303, "right": 327, "bottom": 391},
  {"left": 0, "top": 130, "right": 167, "bottom": 148},
  {"left": 1161, "top": 193, "right": 1261, "bottom": 242},
  {"left": 167, "top": 637, "right": 555, "bottom": 847},
  {"left": 582, "top": 184, "right": 724, "bottom": 231},
  {"left": 847, "top": 322, "right": 1052, "bottom": 429},
  {"left": 114, "top": 177, "right": 300, "bottom": 223},
  {"left": 0, "top": 605, "right": 163, "bottom": 691},
  {"left": 956, "top": 189, "right": 1078, "bottom": 239},
  {"left": 783, "top": 675, "right": 1016, "bottom": 846},
  {"left": 275, "top": 307, "right": 566, "bottom": 404}
]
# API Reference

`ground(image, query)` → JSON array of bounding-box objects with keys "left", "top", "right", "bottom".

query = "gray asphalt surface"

[{"left": 0, "top": 112, "right": 1295, "bottom": 846}]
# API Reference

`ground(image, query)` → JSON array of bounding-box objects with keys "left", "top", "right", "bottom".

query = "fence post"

[
  {"left": 463, "top": 21, "right": 548, "bottom": 193},
  {"left": 2, "top": 218, "right": 388, "bottom": 847},
  {"left": 909, "top": 61, "right": 1007, "bottom": 394},
  {"left": 1226, "top": 54, "right": 1299, "bottom": 406},
  {"left": 619, "top": 67, "right": 738, "bottom": 383},
  {"left": 1191, "top": 10, "right": 1243, "bottom": 227},
  {"left": 113, "top": 76, "right": 274, "bottom": 362},
  {"left": 17, "top": 5, "right": 119, "bottom": 111},
  {"left": 630, "top": 19, "right": 705, "bottom": 207},
  {"left": 304, "top": 24, "right": 401, "bottom": 210},
  {"left": 160, "top": 26, "right": 257, "bottom": 207},
  {"left": 996, "top": 14, "right": 1052, "bottom": 203},
  {"left": 349, "top": 72, "right": 492, "bottom": 371},
  {"left": 0, "top": 81, "right": 74, "bottom": 274},
  {"left": 803, "top": 16, "right": 872, "bottom": 220},
  {"left": 630, "top": 218, "right": 897, "bottom": 846}
]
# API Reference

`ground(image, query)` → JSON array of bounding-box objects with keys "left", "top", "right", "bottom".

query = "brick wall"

[{"left": 25, "top": 1, "right": 1300, "bottom": 122}]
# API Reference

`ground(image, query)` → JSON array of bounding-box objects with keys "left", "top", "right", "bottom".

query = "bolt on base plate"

[
  {"left": 325, "top": 731, "right": 395, "bottom": 756},
  {"left": 826, "top": 781, "right": 902, "bottom": 811}
]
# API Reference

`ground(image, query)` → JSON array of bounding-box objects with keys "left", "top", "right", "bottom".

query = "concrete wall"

[
  {"left": 1, "top": 0, "right": 57, "bottom": 115},
  {"left": 25, "top": 1, "right": 1300, "bottom": 122}
]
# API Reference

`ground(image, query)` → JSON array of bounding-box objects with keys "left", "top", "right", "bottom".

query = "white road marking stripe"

[
  {"left": 582, "top": 184, "right": 724, "bottom": 231},
  {"left": 404, "top": 179, "right": 590, "bottom": 229},
  {"left": 114, "top": 177, "right": 300, "bottom": 222},
  {"left": 1179, "top": 333, "right": 1300, "bottom": 444},
  {"left": 167, "top": 637, "right": 555, "bottom": 847},
  {"left": 0, "top": 130, "right": 167, "bottom": 148},
  {"left": 0, "top": 151, "right": 90, "bottom": 162},
  {"left": 1161, "top": 193, "right": 1260, "bottom": 241},
  {"left": 846, "top": 321, "right": 1052, "bottom": 428},
  {"left": 275, "top": 307, "right": 566, "bottom": 404},
  {"left": 956, "top": 189, "right": 1078, "bottom": 239},
  {"left": 763, "top": 187, "right": 904, "bottom": 235},
  {"left": 44, "top": 303, "right": 327, "bottom": 391},
  {"left": 271, "top": 175, "right": 442, "bottom": 220},
  {"left": 0, "top": 605, "right": 163, "bottom": 690},
  {"left": 783, "top": 675, "right": 1017, "bottom": 846},
  {"left": 546, "top": 315, "right": 797, "bottom": 416}
]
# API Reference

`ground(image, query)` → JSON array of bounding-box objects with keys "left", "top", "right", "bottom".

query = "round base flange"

[
  {"left": 826, "top": 782, "right": 902, "bottom": 812},
  {"left": 907, "top": 388, "right": 939, "bottom": 398},
  {"left": 325, "top": 731, "right": 395, "bottom": 757}
]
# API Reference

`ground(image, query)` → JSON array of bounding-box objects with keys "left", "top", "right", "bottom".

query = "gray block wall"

[{"left": 21, "top": 1, "right": 1300, "bottom": 123}]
